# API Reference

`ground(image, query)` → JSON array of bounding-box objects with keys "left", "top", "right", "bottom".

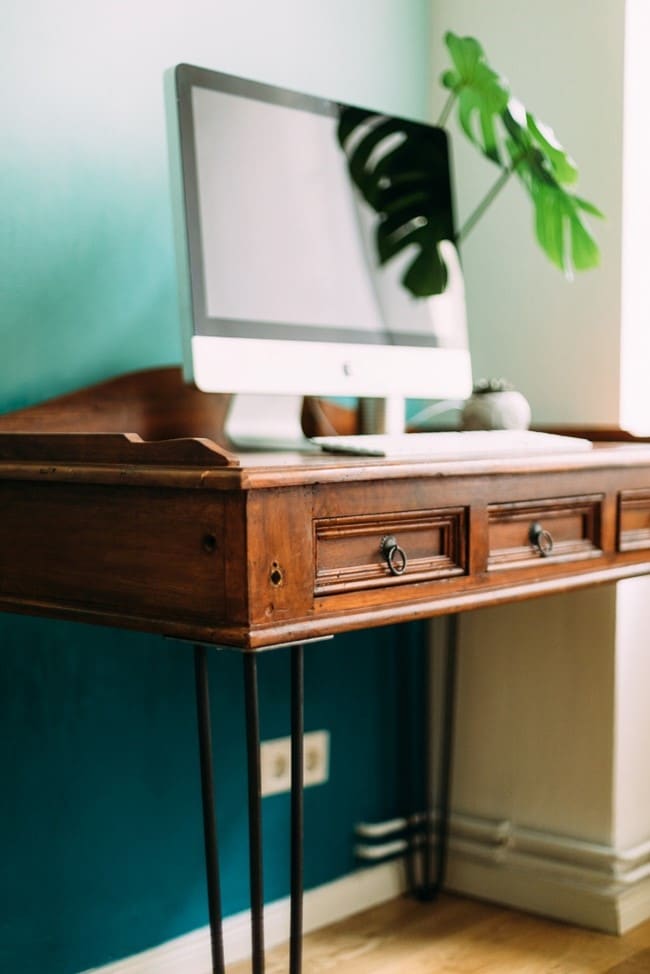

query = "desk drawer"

[
  {"left": 314, "top": 507, "right": 467, "bottom": 595},
  {"left": 487, "top": 495, "right": 602, "bottom": 571},
  {"left": 619, "top": 490, "right": 650, "bottom": 551}
]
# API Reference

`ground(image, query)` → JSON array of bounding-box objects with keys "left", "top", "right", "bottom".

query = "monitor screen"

[{"left": 165, "top": 64, "right": 472, "bottom": 403}]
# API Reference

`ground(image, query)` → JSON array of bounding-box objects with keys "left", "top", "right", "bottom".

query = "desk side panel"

[
  {"left": 246, "top": 486, "right": 314, "bottom": 630},
  {"left": 0, "top": 481, "right": 231, "bottom": 635}
]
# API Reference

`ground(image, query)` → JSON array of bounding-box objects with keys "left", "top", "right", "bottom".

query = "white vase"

[{"left": 461, "top": 389, "right": 532, "bottom": 430}]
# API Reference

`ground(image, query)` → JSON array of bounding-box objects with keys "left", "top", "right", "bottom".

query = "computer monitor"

[{"left": 165, "top": 64, "right": 472, "bottom": 442}]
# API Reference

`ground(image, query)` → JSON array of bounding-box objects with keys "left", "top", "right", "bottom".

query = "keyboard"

[{"left": 311, "top": 429, "right": 593, "bottom": 460}]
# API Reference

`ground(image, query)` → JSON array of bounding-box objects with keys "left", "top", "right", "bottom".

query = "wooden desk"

[
  {"left": 3, "top": 368, "right": 650, "bottom": 973},
  {"left": 3, "top": 412, "right": 650, "bottom": 649}
]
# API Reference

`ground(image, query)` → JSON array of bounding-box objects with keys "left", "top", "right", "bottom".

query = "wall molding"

[
  {"left": 80, "top": 860, "right": 407, "bottom": 973},
  {"left": 446, "top": 811, "right": 650, "bottom": 933},
  {"left": 454, "top": 815, "right": 650, "bottom": 934},
  {"left": 447, "top": 857, "right": 650, "bottom": 935},
  {"left": 356, "top": 810, "right": 650, "bottom": 935}
]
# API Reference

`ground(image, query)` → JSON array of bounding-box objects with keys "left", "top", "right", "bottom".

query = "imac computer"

[{"left": 165, "top": 64, "right": 472, "bottom": 445}]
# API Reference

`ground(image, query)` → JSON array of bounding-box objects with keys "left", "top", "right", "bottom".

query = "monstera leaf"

[
  {"left": 335, "top": 32, "right": 602, "bottom": 298},
  {"left": 440, "top": 32, "right": 509, "bottom": 163},
  {"left": 337, "top": 107, "right": 455, "bottom": 296},
  {"left": 501, "top": 102, "right": 603, "bottom": 272},
  {"left": 442, "top": 33, "right": 602, "bottom": 274}
]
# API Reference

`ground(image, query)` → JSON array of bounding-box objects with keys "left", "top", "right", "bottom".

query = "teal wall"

[{"left": 1, "top": 2, "right": 431, "bottom": 971}]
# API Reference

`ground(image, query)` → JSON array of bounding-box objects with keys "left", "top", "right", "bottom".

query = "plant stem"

[
  {"left": 456, "top": 166, "right": 514, "bottom": 243},
  {"left": 437, "top": 91, "right": 456, "bottom": 127}
]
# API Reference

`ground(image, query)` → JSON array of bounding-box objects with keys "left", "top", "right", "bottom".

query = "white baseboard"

[
  {"left": 355, "top": 810, "right": 650, "bottom": 935},
  {"left": 448, "top": 860, "right": 650, "bottom": 934},
  {"left": 80, "top": 859, "right": 407, "bottom": 974},
  {"left": 441, "top": 812, "right": 650, "bottom": 934}
]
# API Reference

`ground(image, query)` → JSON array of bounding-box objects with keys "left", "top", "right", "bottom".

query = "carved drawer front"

[
  {"left": 314, "top": 508, "right": 467, "bottom": 595},
  {"left": 487, "top": 495, "right": 603, "bottom": 571},
  {"left": 619, "top": 490, "right": 650, "bottom": 551}
]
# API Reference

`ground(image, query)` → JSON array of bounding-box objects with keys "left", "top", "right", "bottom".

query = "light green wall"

[
  {"left": 430, "top": 0, "right": 624, "bottom": 426},
  {"left": 0, "top": 3, "right": 431, "bottom": 973}
]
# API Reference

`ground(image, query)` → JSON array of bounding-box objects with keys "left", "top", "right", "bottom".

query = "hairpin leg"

[
  {"left": 290, "top": 643, "right": 305, "bottom": 974},
  {"left": 193, "top": 644, "right": 226, "bottom": 974},
  {"left": 395, "top": 626, "right": 419, "bottom": 892},
  {"left": 244, "top": 652, "right": 265, "bottom": 974},
  {"left": 419, "top": 614, "right": 458, "bottom": 900},
  {"left": 432, "top": 614, "right": 458, "bottom": 895}
]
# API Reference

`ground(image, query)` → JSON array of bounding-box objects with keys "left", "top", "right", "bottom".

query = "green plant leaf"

[
  {"left": 337, "top": 32, "right": 603, "bottom": 293},
  {"left": 525, "top": 112, "right": 579, "bottom": 185},
  {"left": 337, "top": 107, "right": 455, "bottom": 296},
  {"left": 502, "top": 106, "right": 602, "bottom": 272},
  {"left": 531, "top": 181, "right": 601, "bottom": 272},
  {"left": 441, "top": 32, "right": 510, "bottom": 163},
  {"left": 503, "top": 102, "right": 579, "bottom": 186}
]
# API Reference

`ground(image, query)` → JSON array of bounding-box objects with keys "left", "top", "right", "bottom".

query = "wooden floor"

[{"left": 229, "top": 894, "right": 650, "bottom": 973}]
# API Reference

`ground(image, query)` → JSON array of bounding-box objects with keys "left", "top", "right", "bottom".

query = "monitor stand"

[
  {"left": 359, "top": 396, "right": 407, "bottom": 435},
  {"left": 224, "top": 394, "right": 307, "bottom": 450},
  {"left": 224, "top": 394, "right": 407, "bottom": 449}
]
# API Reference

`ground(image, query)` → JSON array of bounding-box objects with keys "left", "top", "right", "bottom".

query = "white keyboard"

[{"left": 312, "top": 429, "right": 593, "bottom": 460}]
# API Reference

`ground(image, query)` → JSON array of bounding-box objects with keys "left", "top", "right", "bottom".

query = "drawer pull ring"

[
  {"left": 529, "top": 522, "right": 554, "bottom": 557},
  {"left": 380, "top": 535, "right": 408, "bottom": 575}
]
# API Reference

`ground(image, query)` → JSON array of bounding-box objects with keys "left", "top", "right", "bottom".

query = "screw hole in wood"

[{"left": 202, "top": 533, "right": 218, "bottom": 553}]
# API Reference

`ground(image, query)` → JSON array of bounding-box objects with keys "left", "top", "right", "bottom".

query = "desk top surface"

[
  {"left": 1, "top": 366, "right": 649, "bottom": 488},
  {"left": 0, "top": 428, "right": 649, "bottom": 491}
]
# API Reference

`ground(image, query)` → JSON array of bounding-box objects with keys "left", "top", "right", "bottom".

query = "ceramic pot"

[{"left": 461, "top": 389, "right": 532, "bottom": 430}]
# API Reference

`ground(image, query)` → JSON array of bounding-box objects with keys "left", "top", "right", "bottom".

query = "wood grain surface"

[{"left": 228, "top": 894, "right": 650, "bottom": 974}]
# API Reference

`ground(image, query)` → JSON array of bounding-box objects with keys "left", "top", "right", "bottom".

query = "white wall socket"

[{"left": 260, "top": 730, "right": 330, "bottom": 797}]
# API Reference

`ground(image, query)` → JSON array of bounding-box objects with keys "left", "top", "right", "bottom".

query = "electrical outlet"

[
  {"left": 303, "top": 730, "right": 330, "bottom": 788},
  {"left": 260, "top": 730, "right": 330, "bottom": 797},
  {"left": 260, "top": 738, "right": 292, "bottom": 797}
]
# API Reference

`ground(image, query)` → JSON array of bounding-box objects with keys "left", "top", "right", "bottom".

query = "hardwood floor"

[{"left": 228, "top": 894, "right": 650, "bottom": 973}]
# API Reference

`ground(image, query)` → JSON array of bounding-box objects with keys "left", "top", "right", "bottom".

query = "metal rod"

[
  {"left": 244, "top": 652, "right": 265, "bottom": 974},
  {"left": 420, "top": 628, "right": 435, "bottom": 898},
  {"left": 406, "top": 615, "right": 459, "bottom": 901},
  {"left": 290, "top": 643, "right": 305, "bottom": 974},
  {"left": 433, "top": 613, "right": 459, "bottom": 894},
  {"left": 193, "top": 644, "right": 226, "bottom": 974},
  {"left": 395, "top": 626, "right": 419, "bottom": 892},
  {"left": 412, "top": 614, "right": 460, "bottom": 900}
]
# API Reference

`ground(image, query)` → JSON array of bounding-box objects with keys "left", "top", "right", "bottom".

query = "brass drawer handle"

[
  {"left": 529, "top": 521, "right": 554, "bottom": 557},
  {"left": 380, "top": 535, "right": 408, "bottom": 575}
]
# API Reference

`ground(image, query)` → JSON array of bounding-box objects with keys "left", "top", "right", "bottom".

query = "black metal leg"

[
  {"left": 403, "top": 615, "right": 458, "bottom": 901},
  {"left": 244, "top": 653, "right": 265, "bottom": 974},
  {"left": 193, "top": 644, "right": 226, "bottom": 974},
  {"left": 431, "top": 614, "right": 458, "bottom": 896},
  {"left": 395, "top": 626, "right": 419, "bottom": 892},
  {"left": 290, "top": 644, "right": 305, "bottom": 974},
  {"left": 420, "top": 629, "right": 435, "bottom": 898}
]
